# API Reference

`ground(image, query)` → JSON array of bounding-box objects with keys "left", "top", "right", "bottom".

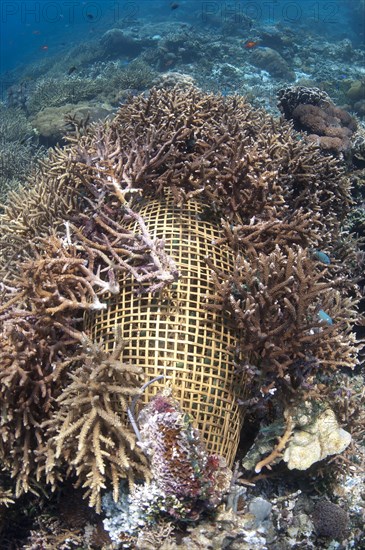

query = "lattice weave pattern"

[{"left": 85, "top": 193, "right": 247, "bottom": 466}]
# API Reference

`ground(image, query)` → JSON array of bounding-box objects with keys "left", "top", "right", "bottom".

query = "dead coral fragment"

[{"left": 283, "top": 406, "right": 352, "bottom": 470}]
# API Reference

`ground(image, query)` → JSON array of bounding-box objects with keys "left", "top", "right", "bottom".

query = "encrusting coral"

[{"left": 0, "top": 87, "right": 362, "bottom": 516}]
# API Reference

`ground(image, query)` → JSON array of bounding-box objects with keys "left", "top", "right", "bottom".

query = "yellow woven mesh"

[{"left": 85, "top": 192, "right": 247, "bottom": 466}]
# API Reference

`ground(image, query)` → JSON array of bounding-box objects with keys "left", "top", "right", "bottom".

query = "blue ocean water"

[{"left": 0, "top": 0, "right": 363, "bottom": 78}]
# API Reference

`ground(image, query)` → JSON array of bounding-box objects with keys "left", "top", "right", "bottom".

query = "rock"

[
  {"left": 31, "top": 102, "right": 114, "bottom": 147},
  {"left": 249, "top": 497, "right": 272, "bottom": 522},
  {"left": 100, "top": 29, "right": 143, "bottom": 57},
  {"left": 354, "top": 99, "right": 365, "bottom": 117},
  {"left": 250, "top": 47, "right": 295, "bottom": 80},
  {"left": 153, "top": 72, "right": 196, "bottom": 90},
  {"left": 312, "top": 501, "right": 349, "bottom": 540},
  {"left": 346, "top": 79, "right": 365, "bottom": 102}
]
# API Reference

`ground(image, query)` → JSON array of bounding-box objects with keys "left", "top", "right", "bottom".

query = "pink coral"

[{"left": 291, "top": 103, "right": 357, "bottom": 154}]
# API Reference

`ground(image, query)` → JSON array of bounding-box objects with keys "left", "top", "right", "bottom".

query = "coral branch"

[{"left": 254, "top": 415, "right": 294, "bottom": 473}]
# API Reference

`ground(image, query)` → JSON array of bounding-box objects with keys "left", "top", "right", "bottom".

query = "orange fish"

[
  {"left": 40, "top": 45, "right": 49, "bottom": 51},
  {"left": 243, "top": 40, "right": 258, "bottom": 49}
]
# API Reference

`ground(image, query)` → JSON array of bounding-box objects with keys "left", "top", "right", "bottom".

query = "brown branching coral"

[
  {"left": 207, "top": 245, "right": 359, "bottom": 382},
  {"left": 0, "top": 87, "right": 362, "bottom": 515},
  {"left": 0, "top": 234, "right": 148, "bottom": 503},
  {"left": 45, "top": 332, "right": 149, "bottom": 513},
  {"left": 0, "top": 154, "right": 81, "bottom": 278}
]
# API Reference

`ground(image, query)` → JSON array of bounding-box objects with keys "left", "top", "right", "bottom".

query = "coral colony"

[
  {"left": 0, "top": 87, "right": 362, "bottom": 544},
  {"left": 104, "top": 387, "right": 231, "bottom": 542}
]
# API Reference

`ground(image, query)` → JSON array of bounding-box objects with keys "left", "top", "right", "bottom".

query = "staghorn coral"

[
  {"left": 0, "top": 103, "right": 44, "bottom": 205},
  {"left": 45, "top": 333, "right": 149, "bottom": 513},
  {"left": 0, "top": 88, "right": 352, "bottom": 275},
  {"left": 207, "top": 245, "right": 359, "bottom": 379},
  {"left": 26, "top": 76, "right": 104, "bottom": 115},
  {"left": 23, "top": 517, "right": 84, "bottom": 550},
  {"left": 0, "top": 235, "right": 149, "bottom": 505},
  {"left": 0, "top": 88, "right": 362, "bottom": 518}
]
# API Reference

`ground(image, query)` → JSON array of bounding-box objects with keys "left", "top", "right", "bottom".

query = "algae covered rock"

[
  {"left": 346, "top": 79, "right": 365, "bottom": 102},
  {"left": 31, "top": 101, "right": 114, "bottom": 146},
  {"left": 250, "top": 46, "right": 295, "bottom": 80}
]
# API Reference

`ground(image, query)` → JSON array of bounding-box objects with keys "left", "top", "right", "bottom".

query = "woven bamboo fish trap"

[{"left": 85, "top": 191, "right": 248, "bottom": 466}]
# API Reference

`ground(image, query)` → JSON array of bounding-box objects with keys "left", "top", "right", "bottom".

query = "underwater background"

[{"left": 0, "top": 1, "right": 365, "bottom": 549}]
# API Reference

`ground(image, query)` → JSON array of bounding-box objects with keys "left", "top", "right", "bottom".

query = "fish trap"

[{"left": 85, "top": 192, "right": 248, "bottom": 466}]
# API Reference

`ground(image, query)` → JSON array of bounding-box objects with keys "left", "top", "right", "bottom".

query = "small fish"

[
  {"left": 32, "top": 30, "right": 41, "bottom": 35},
  {"left": 243, "top": 40, "right": 258, "bottom": 49},
  {"left": 86, "top": 13, "right": 94, "bottom": 20},
  {"left": 317, "top": 309, "right": 333, "bottom": 325},
  {"left": 170, "top": 2, "right": 179, "bottom": 9},
  {"left": 67, "top": 66, "right": 77, "bottom": 75},
  {"left": 40, "top": 45, "right": 49, "bottom": 51},
  {"left": 311, "top": 249, "right": 331, "bottom": 265}
]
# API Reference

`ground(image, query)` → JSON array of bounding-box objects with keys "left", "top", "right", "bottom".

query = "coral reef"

[
  {"left": 292, "top": 103, "right": 357, "bottom": 154},
  {"left": 277, "top": 86, "right": 332, "bottom": 119},
  {"left": 103, "top": 389, "right": 231, "bottom": 543},
  {"left": 152, "top": 71, "right": 196, "bottom": 90},
  {"left": 249, "top": 47, "right": 295, "bottom": 80},
  {"left": 0, "top": 103, "right": 43, "bottom": 204},
  {"left": 278, "top": 85, "right": 357, "bottom": 155},
  {"left": 0, "top": 88, "right": 362, "bottom": 526},
  {"left": 23, "top": 60, "right": 156, "bottom": 121}
]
